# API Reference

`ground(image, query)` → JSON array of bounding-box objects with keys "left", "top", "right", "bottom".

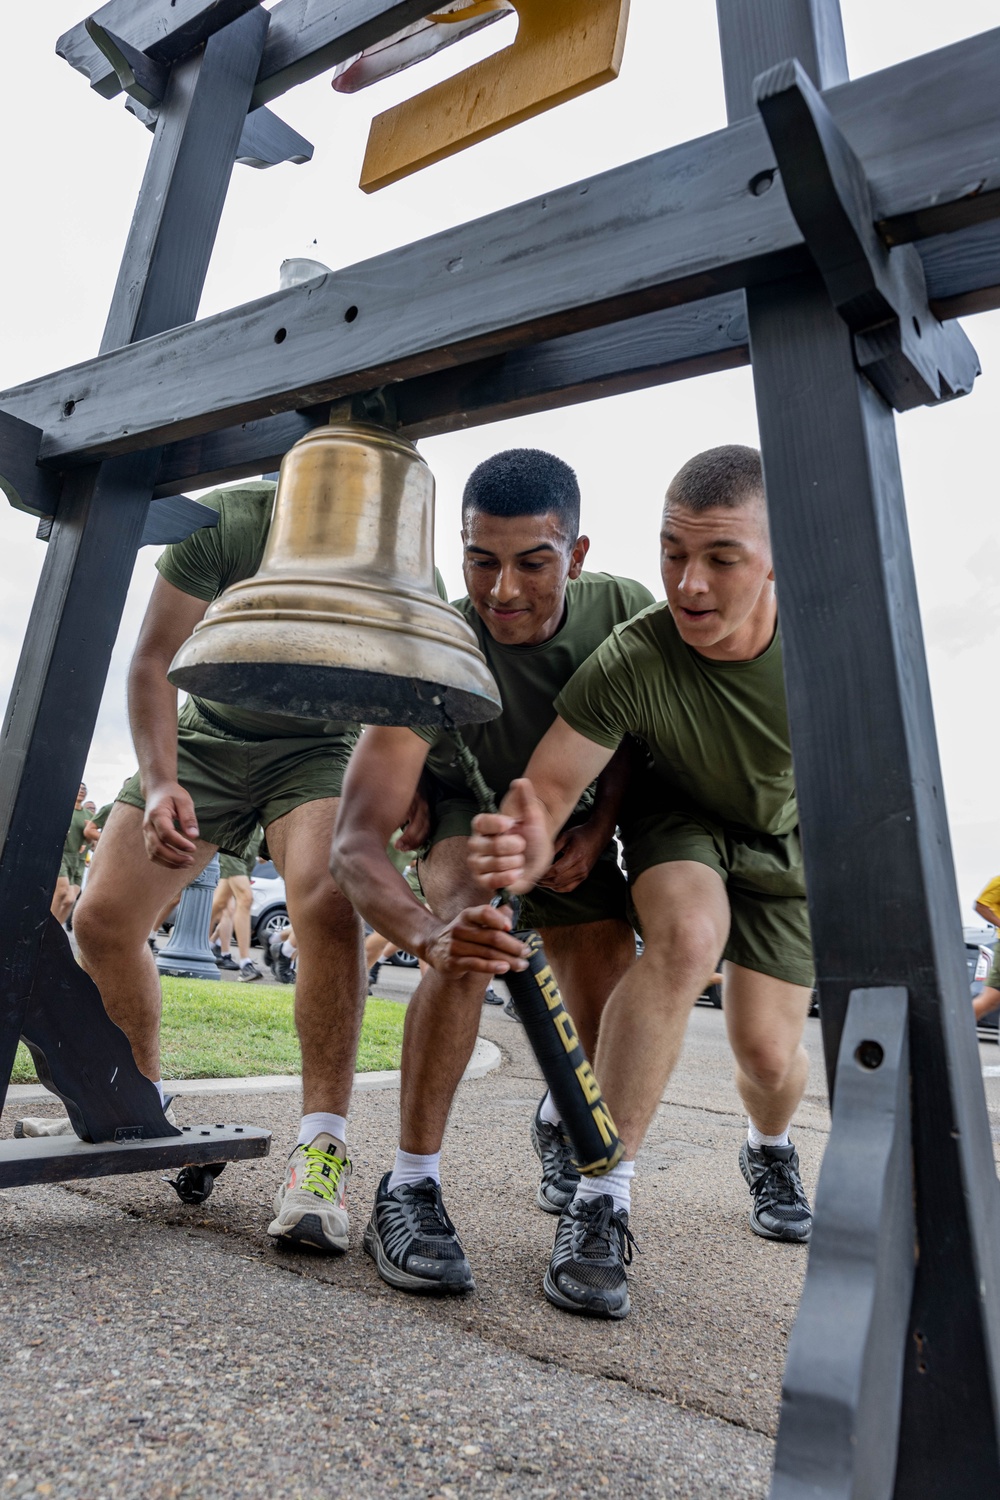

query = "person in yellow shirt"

[{"left": 973, "top": 875, "right": 1000, "bottom": 1022}]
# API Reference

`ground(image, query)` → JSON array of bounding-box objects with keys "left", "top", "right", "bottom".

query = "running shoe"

[
  {"left": 268, "top": 1133, "right": 351, "bottom": 1253},
  {"left": 363, "top": 1174, "right": 474, "bottom": 1294},
  {"left": 15, "top": 1098, "right": 178, "bottom": 1139},
  {"left": 503, "top": 995, "right": 521, "bottom": 1021},
  {"left": 240, "top": 959, "right": 264, "bottom": 982},
  {"left": 530, "top": 1098, "right": 580, "bottom": 1214},
  {"left": 483, "top": 986, "right": 504, "bottom": 1006},
  {"left": 367, "top": 961, "right": 381, "bottom": 994},
  {"left": 544, "top": 1193, "right": 636, "bottom": 1320},
  {"left": 739, "top": 1140, "right": 812, "bottom": 1243},
  {"left": 268, "top": 936, "right": 295, "bottom": 984},
  {"left": 217, "top": 953, "right": 239, "bottom": 971}
]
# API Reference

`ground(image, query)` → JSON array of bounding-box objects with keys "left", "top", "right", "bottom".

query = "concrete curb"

[{"left": 4, "top": 1037, "right": 502, "bottom": 1104}]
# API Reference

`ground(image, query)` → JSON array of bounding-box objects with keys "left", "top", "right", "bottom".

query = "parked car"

[
  {"left": 249, "top": 859, "right": 289, "bottom": 948},
  {"left": 969, "top": 925, "right": 998, "bottom": 1040}
]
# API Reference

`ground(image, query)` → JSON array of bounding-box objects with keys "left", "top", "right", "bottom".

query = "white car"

[{"left": 249, "top": 860, "right": 289, "bottom": 948}]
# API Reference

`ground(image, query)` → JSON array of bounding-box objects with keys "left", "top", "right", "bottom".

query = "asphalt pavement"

[{"left": 4, "top": 976, "right": 1000, "bottom": 1500}]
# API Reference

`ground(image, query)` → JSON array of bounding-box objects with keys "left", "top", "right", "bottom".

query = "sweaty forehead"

[
  {"left": 462, "top": 508, "right": 571, "bottom": 552},
  {"left": 661, "top": 498, "right": 766, "bottom": 544}
]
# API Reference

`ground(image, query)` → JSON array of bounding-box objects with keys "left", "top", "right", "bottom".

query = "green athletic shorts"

[
  {"left": 218, "top": 851, "right": 256, "bottom": 880},
  {"left": 117, "top": 699, "right": 356, "bottom": 860},
  {"left": 621, "top": 803, "right": 814, "bottom": 989},
  {"left": 988, "top": 946, "right": 1000, "bottom": 992},
  {"left": 59, "top": 854, "right": 85, "bottom": 885},
  {"left": 423, "top": 794, "right": 629, "bottom": 931}
]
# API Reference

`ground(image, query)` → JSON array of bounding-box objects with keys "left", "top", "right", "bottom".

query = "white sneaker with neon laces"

[{"left": 268, "top": 1132, "right": 351, "bottom": 1253}]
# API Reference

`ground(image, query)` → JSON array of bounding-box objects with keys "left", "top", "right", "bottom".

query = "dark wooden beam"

[
  {"left": 0, "top": 1124, "right": 270, "bottom": 1191},
  {"left": 57, "top": 0, "right": 262, "bottom": 99},
  {"left": 148, "top": 295, "right": 751, "bottom": 493},
  {"left": 715, "top": 4, "right": 1000, "bottom": 1492},
  {"left": 0, "top": 409, "right": 60, "bottom": 519},
  {"left": 0, "top": 11, "right": 271, "bottom": 1119},
  {"left": 771, "top": 989, "right": 913, "bottom": 1499},
  {"left": 717, "top": 0, "right": 847, "bottom": 122},
  {"left": 250, "top": 0, "right": 433, "bottom": 108},
  {"left": 5, "top": 25, "right": 1000, "bottom": 468}
]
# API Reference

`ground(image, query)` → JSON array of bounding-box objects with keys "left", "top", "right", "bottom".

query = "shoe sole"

[
  {"left": 747, "top": 1209, "right": 811, "bottom": 1243},
  {"left": 268, "top": 1211, "right": 348, "bottom": 1254},
  {"left": 543, "top": 1268, "right": 630, "bottom": 1320},
  {"left": 536, "top": 1185, "right": 572, "bottom": 1215},
  {"left": 363, "top": 1223, "right": 475, "bottom": 1295}
]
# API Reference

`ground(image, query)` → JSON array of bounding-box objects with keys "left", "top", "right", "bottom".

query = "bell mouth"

[{"left": 169, "top": 659, "right": 499, "bottom": 727}]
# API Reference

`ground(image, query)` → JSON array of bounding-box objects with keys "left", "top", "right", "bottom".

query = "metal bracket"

[
  {"left": 771, "top": 987, "right": 913, "bottom": 1499},
  {"left": 84, "top": 18, "right": 169, "bottom": 108},
  {"left": 754, "top": 58, "right": 980, "bottom": 411}
]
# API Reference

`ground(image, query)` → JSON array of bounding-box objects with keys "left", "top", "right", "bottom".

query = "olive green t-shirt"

[
  {"left": 554, "top": 602, "right": 797, "bottom": 838},
  {"left": 64, "top": 807, "right": 89, "bottom": 862},
  {"left": 92, "top": 803, "right": 114, "bottom": 831},
  {"left": 411, "top": 572, "right": 655, "bottom": 808},
  {"left": 156, "top": 481, "right": 359, "bottom": 742}
]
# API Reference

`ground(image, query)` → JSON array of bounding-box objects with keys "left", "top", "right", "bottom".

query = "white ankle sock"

[
  {"left": 574, "top": 1158, "right": 635, "bottom": 1217},
  {"left": 281, "top": 940, "right": 295, "bottom": 958},
  {"left": 388, "top": 1148, "right": 441, "bottom": 1191},
  {"left": 747, "top": 1120, "right": 790, "bottom": 1150},
  {"left": 297, "top": 1112, "right": 347, "bottom": 1148},
  {"left": 538, "top": 1091, "right": 561, "bottom": 1127}
]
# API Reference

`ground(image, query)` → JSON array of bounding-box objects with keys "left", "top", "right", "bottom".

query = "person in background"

[{"left": 972, "top": 874, "right": 1000, "bottom": 1022}]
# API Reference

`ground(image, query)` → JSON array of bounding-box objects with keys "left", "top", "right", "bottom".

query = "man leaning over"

[
  {"left": 470, "top": 445, "right": 815, "bottom": 1320},
  {"left": 331, "top": 448, "right": 653, "bottom": 1297}
]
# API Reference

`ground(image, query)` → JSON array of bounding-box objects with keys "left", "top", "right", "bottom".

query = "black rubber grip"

[{"left": 505, "top": 930, "right": 624, "bottom": 1176}]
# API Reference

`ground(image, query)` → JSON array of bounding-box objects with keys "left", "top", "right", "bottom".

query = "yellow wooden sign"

[{"left": 359, "top": 0, "right": 630, "bottom": 193}]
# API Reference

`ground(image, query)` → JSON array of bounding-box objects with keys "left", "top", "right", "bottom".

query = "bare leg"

[
  {"left": 228, "top": 874, "right": 253, "bottom": 962},
  {"left": 51, "top": 876, "right": 77, "bottom": 925},
  {"left": 267, "top": 799, "right": 363, "bottom": 1118},
  {"left": 594, "top": 862, "right": 730, "bottom": 1158},
  {"left": 398, "top": 838, "right": 487, "bottom": 1156},
  {"left": 723, "top": 964, "right": 812, "bottom": 1135},
  {"left": 974, "top": 985, "right": 1000, "bottom": 1022},
  {"left": 209, "top": 878, "right": 233, "bottom": 945},
  {"left": 73, "top": 804, "right": 217, "bottom": 1079},
  {"left": 364, "top": 929, "right": 390, "bottom": 969},
  {"left": 537, "top": 919, "right": 636, "bottom": 1061}
]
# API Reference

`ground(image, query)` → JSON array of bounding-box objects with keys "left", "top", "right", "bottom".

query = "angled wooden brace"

[
  {"left": 84, "top": 17, "right": 170, "bottom": 108},
  {"left": 754, "top": 59, "right": 980, "bottom": 411},
  {"left": 771, "top": 988, "right": 913, "bottom": 1500}
]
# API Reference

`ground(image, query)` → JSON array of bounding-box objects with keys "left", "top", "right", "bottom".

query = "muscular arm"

[
  {"left": 537, "top": 735, "right": 636, "bottom": 893},
  {"left": 976, "top": 900, "right": 1000, "bottom": 929},
  {"left": 468, "top": 717, "right": 615, "bottom": 895},
  {"left": 331, "top": 728, "right": 529, "bottom": 975},
  {"left": 128, "top": 576, "right": 209, "bottom": 868}
]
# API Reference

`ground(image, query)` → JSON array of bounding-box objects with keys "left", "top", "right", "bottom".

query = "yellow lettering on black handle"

[
  {"left": 360, "top": 0, "right": 630, "bottom": 192},
  {"left": 503, "top": 930, "right": 624, "bottom": 1175}
]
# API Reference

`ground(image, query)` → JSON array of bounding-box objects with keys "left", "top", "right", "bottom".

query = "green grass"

[{"left": 11, "top": 976, "right": 404, "bottom": 1084}]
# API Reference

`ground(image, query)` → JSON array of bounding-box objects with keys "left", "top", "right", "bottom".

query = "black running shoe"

[
  {"left": 503, "top": 995, "right": 521, "bottom": 1021},
  {"left": 530, "top": 1099, "right": 580, "bottom": 1214},
  {"left": 544, "top": 1194, "right": 637, "bottom": 1320},
  {"left": 739, "top": 1140, "right": 812, "bottom": 1243},
  {"left": 269, "top": 937, "right": 295, "bottom": 984},
  {"left": 363, "top": 1174, "right": 475, "bottom": 1294},
  {"left": 217, "top": 953, "right": 239, "bottom": 971}
]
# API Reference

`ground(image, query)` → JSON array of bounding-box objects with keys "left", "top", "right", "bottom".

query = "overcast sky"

[{"left": 1, "top": 1, "right": 997, "bottom": 923}]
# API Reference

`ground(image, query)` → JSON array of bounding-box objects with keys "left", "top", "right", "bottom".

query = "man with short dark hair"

[
  {"left": 331, "top": 448, "right": 653, "bottom": 1296},
  {"left": 21, "top": 480, "right": 365, "bottom": 1255},
  {"left": 470, "top": 445, "right": 815, "bottom": 1320}
]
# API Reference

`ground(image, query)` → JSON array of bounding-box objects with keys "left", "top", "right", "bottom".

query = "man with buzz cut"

[
  {"left": 330, "top": 448, "right": 654, "bottom": 1296},
  {"left": 18, "top": 477, "right": 371, "bottom": 1257},
  {"left": 469, "top": 445, "right": 815, "bottom": 1320}
]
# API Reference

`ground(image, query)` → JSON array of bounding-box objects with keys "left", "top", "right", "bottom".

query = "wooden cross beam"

[{"left": 3, "top": 23, "right": 998, "bottom": 477}]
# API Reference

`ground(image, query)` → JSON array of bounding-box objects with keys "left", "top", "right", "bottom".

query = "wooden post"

[
  {"left": 0, "top": 6, "right": 269, "bottom": 1119},
  {"left": 715, "top": 2, "right": 1000, "bottom": 1493}
]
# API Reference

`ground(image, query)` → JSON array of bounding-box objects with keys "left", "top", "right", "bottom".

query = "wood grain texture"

[
  {"left": 57, "top": 0, "right": 261, "bottom": 99},
  {"left": 716, "top": 0, "right": 848, "bottom": 122},
  {"left": 5, "top": 25, "right": 999, "bottom": 467}
]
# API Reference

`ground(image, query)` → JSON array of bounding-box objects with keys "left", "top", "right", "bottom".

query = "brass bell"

[{"left": 167, "top": 421, "right": 501, "bottom": 726}]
